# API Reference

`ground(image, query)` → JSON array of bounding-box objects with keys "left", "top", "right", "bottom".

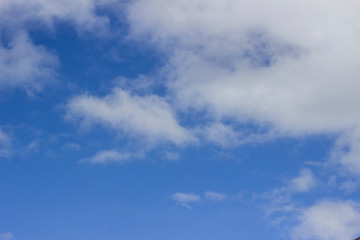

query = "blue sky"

[{"left": 1, "top": 1, "right": 360, "bottom": 240}]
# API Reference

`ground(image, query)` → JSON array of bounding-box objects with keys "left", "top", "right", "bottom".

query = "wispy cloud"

[
  {"left": 260, "top": 169, "right": 316, "bottom": 217},
  {"left": 0, "top": 128, "right": 13, "bottom": 158},
  {"left": 172, "top": 192, "right": 200, "bottom": 209},
  {"left": 205, "top": 191, "right": 228, "bottom": 202},
  {"left": 289, "top": 169, "right": 316, "bottom": 193},
  {"left": 80, "top": 150, "right": 143, "bottom": 164},
  {"left": 0, "top": 232, "right": 15, "bottom": 240},
  {"left": 0, "top": 32, "right": 58, "bottom": 94}
]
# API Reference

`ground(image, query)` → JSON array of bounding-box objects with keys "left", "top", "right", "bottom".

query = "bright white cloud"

[
  {"left": 79, "top": 150, "right": 142, "bottom": 164},
  {"left": 0, "top": 32, "right": 58, "bottom": 93},
  {"left": 0, "top": 232, "right": 15, "bottom": 240},
  {"left": 205, "top": 191, "right": 228, "bottom": 202},
  {"left": 127, "top": 0, "right": 360, "bottom": 172},
  {"left": 66, "top": 88, "right": 195, "bottom": 145},
  {"left": 291, "top": 200, "right": 360, "bottom": 240},
  {"left": 172, "top": 192, "right": 200, "bottom": 209}
]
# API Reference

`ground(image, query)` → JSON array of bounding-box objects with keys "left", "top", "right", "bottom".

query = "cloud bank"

[{"left": 127, "top": 0, "right": 360, "bottom": 172}]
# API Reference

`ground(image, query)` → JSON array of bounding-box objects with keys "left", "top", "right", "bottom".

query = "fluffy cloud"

[
  {"left": 79, "top": 150, "right": 143, "bottom": 164},
  {"left": 127, "top": 0, "right": 360, "bottom": 172},
  {"left": 291, "top": 200, "right": 360, "bottom": 240},
  {"left": 0, "top": 32, "right": 58, "bottom": 93},
  {"left": 66, "top": 88, "right": 194, "bottom": 145},
  {"left": 172, "top": 192, "right": 200, "bottom": 209},
  {"left": 205, "top": 191, "right": 228, "bottom": 202}
]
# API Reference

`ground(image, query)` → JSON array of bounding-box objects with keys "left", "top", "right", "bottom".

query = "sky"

[{"left": 1, "top": 0, "right": 360, "bottom": 239}]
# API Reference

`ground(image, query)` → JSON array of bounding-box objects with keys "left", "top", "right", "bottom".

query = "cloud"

[
  {"left": 127, "top": 0, "right": 360, "bottom": 171},
  {"left": 0, "top": 0, "right": 115, "bottom": 94},
  {"left": 172, "top": 192, "right": 200, "bottom": 209},
  {"left": 289, "top": 169, "right": 316, "bottom": 193},
  {"left": 0, "top": 32, "right": 58, "bottom": 93},
  {"left": 205, "top": 191, "right": 228, "bottom": 202},
  {"left": 0, "top": 128, "right": 13, "bottom": 158},
  {"left": 79, "top": 150, "right": 142, "bottom": 164},
  {"left": 0, "top": 0, "right": 112, "bottom": 34},
  {"left": 0, "top": 232, "right": 15, "bottom": 240},
  {"left": 163, "top": 151, "right": 180, "bottom": 161},
  {"left": 197, "top": 122, "right": 240, "bottom": 147},
  {"left": 262, "top": 169, "right": 316, "bottom": 216},
  {"left": 331, "top": 129, "right": 360, "bottom": 175},
  {"left": 66, "top": 88, "right": 195, "bottom": 146},
  {"left": 291, "top": 200, "right": 360, "bottom": 240}
]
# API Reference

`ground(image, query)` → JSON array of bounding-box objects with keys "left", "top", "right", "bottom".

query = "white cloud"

[
  {"left": 80, "top": 150, "right": 142, "bottom": 164},
  {"left": 0, "top": 232, "right": 15, "bottom": 240},
  {"left": 0, "top": 32, "right": 58, "bottom": 93},
  {"left": 127, "top": 0, "right": 360, "bottom": 171},
  {"left": 0, "top": 128, "right": 13, "bottom": 158},
  {"left": 291, "top": 200, "right": 360, "bottom": 240},
  {"left": 205, "top": 191, "right": 228, "bottom": 202},
  {"left": 289, "top": 169, "right": 316, "bottom": 193},
  {"left": 66, "top": 88, "right": 195, "bottom": 146},
  {"left": 172, "top": 192, "right": 200, "bottom": 209}
]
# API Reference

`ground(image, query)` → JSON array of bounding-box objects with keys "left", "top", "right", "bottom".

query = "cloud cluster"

[
  {"left": 0, "top": 0, "right": 113, "bottom": 93},
  {"left": 127, "top": 0, "right": 360, "bottom": 172}
]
